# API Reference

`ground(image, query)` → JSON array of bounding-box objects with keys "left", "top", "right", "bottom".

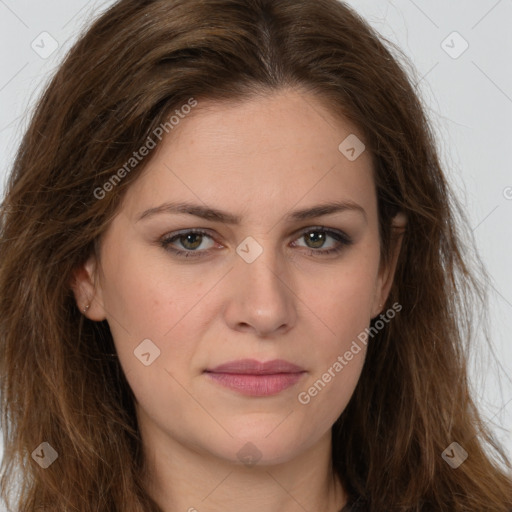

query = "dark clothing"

[
  {"left": 340, "top": 501, "right": 512, "bottom": 511},
  {"left": 340, "top": 498, "right": 365, "bottom": 511}
]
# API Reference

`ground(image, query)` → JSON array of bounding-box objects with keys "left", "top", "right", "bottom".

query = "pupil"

[
  {"left": 182, "top": 234, "right": 202, "bottom": 250},
  {"left": 307, "top": 232, "right": 325, "bottom": 248}
]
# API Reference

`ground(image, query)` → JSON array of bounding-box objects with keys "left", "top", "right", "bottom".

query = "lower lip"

[{"left": 204, "top": 372, "right": 306, "bottom": 396}]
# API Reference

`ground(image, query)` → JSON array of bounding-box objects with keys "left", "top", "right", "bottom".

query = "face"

[{"left": 73, "top": 88, "right": 402, "bottom": 467}]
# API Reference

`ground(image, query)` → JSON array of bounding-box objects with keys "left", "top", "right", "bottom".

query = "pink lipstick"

[{"left": 204, "top": 359, "right": 306, "bottom": 396}]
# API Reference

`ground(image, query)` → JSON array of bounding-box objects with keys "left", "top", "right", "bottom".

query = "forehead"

[{"left": 120, "top": 89, "right": 376, "bottom": 223}]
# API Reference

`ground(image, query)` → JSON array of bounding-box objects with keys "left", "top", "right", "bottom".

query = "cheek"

[
  {"left": 100, "top": 240, "right": 200, "bottom": 336},
  {"left": 99, "top": 243, "right": 218, "bottom": 384},
  {"left": 293, "top": 248, "right": 378, "bottom": 409},
  {"left": 294, "top": 269, "right": 372, "bottom": 422},
  {"left": 301, "top": 251, "right": 380, "bottom": 342},
  {"left": 295, "top": 347, "right": 365, "bottom": 437}
]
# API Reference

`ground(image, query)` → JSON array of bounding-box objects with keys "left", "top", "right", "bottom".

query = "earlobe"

[
  {"left": 69, "top": 254, "right": 106, "bottom": 321},
  {"left": 372, "top": 212, "right": 407, "bottom": 316}
]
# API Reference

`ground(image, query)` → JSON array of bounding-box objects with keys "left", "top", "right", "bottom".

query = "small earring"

[{"left": 82, "top": 304, "right": 90, "bottom": 313}]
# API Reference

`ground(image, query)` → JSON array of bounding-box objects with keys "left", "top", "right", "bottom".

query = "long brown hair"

[{"left": 1, "top": 0, "right": 511, "bottom": 510}]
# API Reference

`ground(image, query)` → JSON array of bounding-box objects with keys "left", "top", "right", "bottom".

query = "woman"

[{"left": 0, "top": 0, "right": 511, "bottom": 510}]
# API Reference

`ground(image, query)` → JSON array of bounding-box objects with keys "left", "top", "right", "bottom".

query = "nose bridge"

[
  {"left": 225, "top": 234, "right": 296, "bottom": 335},
  {"left": 237, "top": 231, "right": 287, "bottom": 284},
  {"left": 238, "top": 235, "right": 287, "bottom": 297}
]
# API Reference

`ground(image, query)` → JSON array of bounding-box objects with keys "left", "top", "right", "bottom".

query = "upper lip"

[{"left": 205, "top": 359, "right": 305, "bottom": 375}]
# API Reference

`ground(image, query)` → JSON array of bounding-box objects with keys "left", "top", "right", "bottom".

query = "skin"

[{"left": 72, "top": 87, "right": 405, "bottom": 512}]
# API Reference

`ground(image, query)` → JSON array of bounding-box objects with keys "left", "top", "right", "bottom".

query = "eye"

[
  {"left": 160, "top": 229, "right": 216, "bottom": 258},
  {"left": 159, "top": 226, "right": 353, "bottom": 259},
  {"left": 292, "top": 227, "right": 353, "bottom": 256}
]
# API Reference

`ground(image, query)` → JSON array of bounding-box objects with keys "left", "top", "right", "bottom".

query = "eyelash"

[{"left": 159, "top": 227, "right": 353, "bottom": 259}]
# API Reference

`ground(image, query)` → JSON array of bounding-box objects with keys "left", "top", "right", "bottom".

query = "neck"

[{"left": 140, "top": 418, "right": 347, "bottom": 512}]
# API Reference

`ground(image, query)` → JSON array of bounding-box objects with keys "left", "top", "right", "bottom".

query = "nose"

[{"left": 223, "top": 241, "right": 297, "bottom": 338}]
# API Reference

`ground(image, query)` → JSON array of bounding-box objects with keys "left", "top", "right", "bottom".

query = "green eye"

[{"left": 160, "top": 227, "right": 352, "bottom": 259}]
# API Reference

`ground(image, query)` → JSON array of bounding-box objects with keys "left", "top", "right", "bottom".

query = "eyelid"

[
  {"left": 161, "top": 225, "right": 350, "bottom": 242},
  {"left": 291, "top": 225, "right": 352, "bottom": 244},
  {"left": 159, "top": 225, "right": 353, "bottom": 259},
  {"left": 160, "top": 227, "right": 220, "bottom": 249}
]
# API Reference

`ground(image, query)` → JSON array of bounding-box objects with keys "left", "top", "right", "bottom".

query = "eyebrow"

[{"left": 136, "top": 200, "right": 367, "bottom": 224}]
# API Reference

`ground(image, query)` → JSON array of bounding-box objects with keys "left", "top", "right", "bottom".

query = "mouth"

[{"left": 204, "top": 359, "right": 306, "bottom": 397}]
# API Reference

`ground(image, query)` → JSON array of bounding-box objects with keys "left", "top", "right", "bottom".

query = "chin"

[{"left": 208, "top": 428, "right": 313, "bottom": 468}]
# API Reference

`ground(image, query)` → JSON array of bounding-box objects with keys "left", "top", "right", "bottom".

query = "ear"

[
  {"left": 69, "top": 253, "right": 107, "bottom": 321},
  {"left": 371, "top": 212, "right": 407, "bottom": 317}
]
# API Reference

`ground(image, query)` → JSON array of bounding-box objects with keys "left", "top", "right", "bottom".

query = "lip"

[
  {"left": 204, "top": 359, "right": 306, "bottom": 397},
  {"left": 206, "top": 358, "right": 305, "bottom": 375}
]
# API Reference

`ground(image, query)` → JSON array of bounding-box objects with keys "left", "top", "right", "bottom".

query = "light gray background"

[{"left": 0, "top": 0, "right": 511, "bottom": 480}]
